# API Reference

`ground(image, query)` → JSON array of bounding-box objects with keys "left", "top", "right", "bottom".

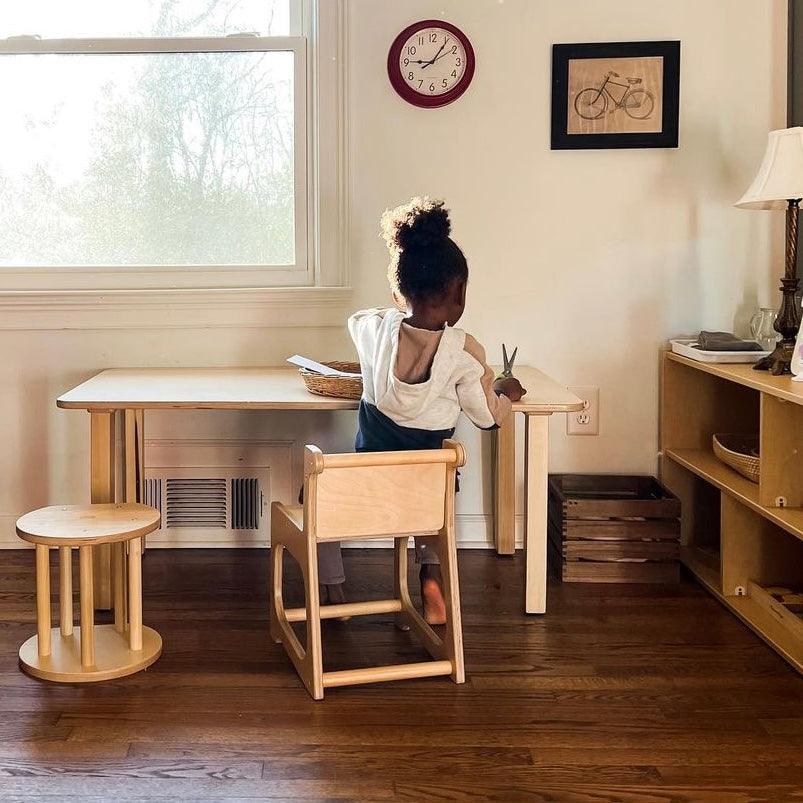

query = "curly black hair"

[{"left": 380, "top": 197, "right": 468, "bottom": 304}]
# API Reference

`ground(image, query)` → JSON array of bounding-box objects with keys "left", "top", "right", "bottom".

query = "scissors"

[{"left": 497, "top": 344, "right": 518, "bottom": 379}]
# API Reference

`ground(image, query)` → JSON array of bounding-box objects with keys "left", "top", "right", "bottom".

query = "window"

[{"left": 0, "top": 1, "right": 346, "bottom": 304}]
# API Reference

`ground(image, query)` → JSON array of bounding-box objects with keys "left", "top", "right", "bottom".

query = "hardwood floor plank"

[
  {"left": 0, "top": 776, "right": 395, "bottom": 801},
  {"left": 393, "top": 782, "right": 803, "bottom": 802}
]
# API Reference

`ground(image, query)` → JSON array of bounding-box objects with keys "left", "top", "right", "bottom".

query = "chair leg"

[
  {"left": 270, "top": 536, "right": 325, "bottom": 700},
  {"left": 59, "top": 546, "right": 73, "bottom": 637},
  {"left": 78, "top": 545, "right": 95, "bottom": 668},
  {"left": 113, "top": 541, "right": 127, "bottom": 634},
  {"left": 393, "top": 537, "right": 411, "bottom": 632},
  {"left": 269, "top": 542, "right": 290, "bottom": 644},
  {"left": 35, "top": 545, "right": 52, "bottom": 658},
  {"left": 127, "top": 536, "right": 143, "bottom": 652},
  {"left": 301, "top": 541, "right": 324, "bottom": 700},
  {"left": 433, "top": 531, "right": 465, "bottom": 684}
]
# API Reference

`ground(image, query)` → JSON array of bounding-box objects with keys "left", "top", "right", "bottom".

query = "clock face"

[{"left": 387, "top": 20, "right": 475, "bottom": 108}]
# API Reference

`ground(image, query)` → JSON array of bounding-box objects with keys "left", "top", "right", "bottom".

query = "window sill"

[{"left": 0, "top": 286, "right": 353, "bottom": 330}]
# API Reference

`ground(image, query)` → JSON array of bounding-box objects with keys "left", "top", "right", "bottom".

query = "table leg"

[
  {"left": 493, "top": 415, "right": 516, "bottom": 555},
  {"left": 123, "top": 409, "right": 147, "bottom": 549},
  {"left": 523, "top": 413, "right": 550, "bottom": 614},
  {"left": 90, "top": 410, "right": 115, "bottom": 609}
]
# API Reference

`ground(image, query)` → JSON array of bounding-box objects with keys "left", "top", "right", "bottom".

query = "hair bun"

[{"left": 380, "top": 196, "right": 451, "bottom": 252}]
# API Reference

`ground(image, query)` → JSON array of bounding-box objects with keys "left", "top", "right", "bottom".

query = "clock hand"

[{"left": 421, "top": 41, "right": 446, "bottom": 68}]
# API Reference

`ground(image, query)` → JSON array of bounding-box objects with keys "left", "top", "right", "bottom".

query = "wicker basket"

[
  {"left": 712, "top": 433, "right": 760, "bottom": 483},
  {"left": 299, "top": 360, "right": 362, "bottom": 400}
]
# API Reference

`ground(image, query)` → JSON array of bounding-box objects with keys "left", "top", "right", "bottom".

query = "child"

[{"left": 319, "top": 196, "right": 525, "bottom": 623}]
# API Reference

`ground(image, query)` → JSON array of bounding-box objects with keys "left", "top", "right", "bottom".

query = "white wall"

[{"left": 0, "top": 0, "right": 787, "bottom": 547}]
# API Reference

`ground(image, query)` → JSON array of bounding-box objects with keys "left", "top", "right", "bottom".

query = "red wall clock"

[{"left": 387, "top": 20, "right": 476, "bottom": 108}]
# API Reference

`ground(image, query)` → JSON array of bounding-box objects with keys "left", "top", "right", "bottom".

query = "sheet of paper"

[{"left": 286, "top": 354, "right": 361, "bottom": 378}]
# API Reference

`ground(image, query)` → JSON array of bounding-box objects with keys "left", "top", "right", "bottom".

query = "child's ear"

[
  {"left": 454, "top": 280, "right": 467, "bottom": 306},
  {"left": 391, "top": 290, "right": 407, "bottom": 311}
]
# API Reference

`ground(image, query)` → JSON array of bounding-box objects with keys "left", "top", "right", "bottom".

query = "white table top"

[{"left": 57, "top": 365, "right": 582, "bottom": 414}]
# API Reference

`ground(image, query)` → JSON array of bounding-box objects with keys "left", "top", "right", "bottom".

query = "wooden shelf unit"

[{"left": 660, "top": 351, "right": 803, "bottom": 673}]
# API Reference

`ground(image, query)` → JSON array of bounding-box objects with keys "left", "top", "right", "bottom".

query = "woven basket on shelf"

[
  {"left": 299, "top": 361, "right": 362, "bottom": 400},
  {"left": 712, "top": 433, "right": 760, "bottom": 483}
]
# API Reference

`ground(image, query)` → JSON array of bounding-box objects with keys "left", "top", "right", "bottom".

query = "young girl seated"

[{"left": 319, "top": 196, "right": 525, "bottom": 623}]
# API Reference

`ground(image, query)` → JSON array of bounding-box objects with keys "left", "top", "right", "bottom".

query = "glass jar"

[{"left": 749, "top": 307, "right": 779, "bottom": 351}]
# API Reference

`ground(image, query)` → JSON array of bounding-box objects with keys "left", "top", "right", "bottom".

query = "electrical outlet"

[{"left": 566, "top": 386, "right": 599, "bottom": 435}]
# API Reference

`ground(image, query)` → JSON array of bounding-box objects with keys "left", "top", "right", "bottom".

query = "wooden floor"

[{"left": 1, "top": 547, "right": 803, "bottom": 802}]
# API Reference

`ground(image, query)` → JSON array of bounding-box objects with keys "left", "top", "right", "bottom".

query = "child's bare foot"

[{"left": 419, "top": 565, "right": 446, "bottom": 625}]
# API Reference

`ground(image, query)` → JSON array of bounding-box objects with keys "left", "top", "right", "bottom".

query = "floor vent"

[
  {"left": 166, "top": 478, "right": 228, "bottom": 528},
  {"left": 143, "top": 467, "right": 269, "bottom": 547},
  {"left": 143, "top": 478, "right": 162, "bottom": 516},
  {"left": 231, "top": 477, "right": 261, "bottom": 530}
]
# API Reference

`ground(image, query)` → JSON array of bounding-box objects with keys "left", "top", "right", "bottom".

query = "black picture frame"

[{"left": 551, "top": 41, "right": 680, "bottom": 150}]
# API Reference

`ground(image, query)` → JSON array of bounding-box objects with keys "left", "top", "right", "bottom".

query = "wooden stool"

[{"left": 16, "top": 503, "right": 162, "bottom": 683}]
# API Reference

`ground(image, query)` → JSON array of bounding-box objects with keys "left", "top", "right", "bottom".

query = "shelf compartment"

[
  {"left": 662, "top": 357, "right": 759, "bottom": 451},
  {"left": 665, "top": 448, "right": 803, "bottom": 543},
  {"left": 661, "top": 457, "right": 721, "bottom": 553},
  {"left": 720, "top": 494, "right": 802, "bottom": 597}
]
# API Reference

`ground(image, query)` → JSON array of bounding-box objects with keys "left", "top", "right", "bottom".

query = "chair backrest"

[{"left": 303, "top": 440, "right": 466, "bottom": 543}]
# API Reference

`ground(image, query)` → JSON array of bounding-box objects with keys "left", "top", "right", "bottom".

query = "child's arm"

[{"left": 456, "top": 335, "right": 523, "bottom": 428}]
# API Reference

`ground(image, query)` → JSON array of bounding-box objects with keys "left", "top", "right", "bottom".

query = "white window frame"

[{"left": 0, "top": 0, "right": 350, "bottom": 329}]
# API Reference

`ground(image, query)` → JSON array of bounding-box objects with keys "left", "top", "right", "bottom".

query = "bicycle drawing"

[{"left": 573, "top": 71, "right": 654, "bottom": 121}]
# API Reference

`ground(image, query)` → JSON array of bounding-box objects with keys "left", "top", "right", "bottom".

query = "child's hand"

[{"left": 494, "top": 377, "right": 526, "bottom": 402}]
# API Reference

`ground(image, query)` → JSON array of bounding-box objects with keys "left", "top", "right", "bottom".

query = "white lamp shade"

[{"left": 735, "top": 126, "right": 803, "bottom": 209}]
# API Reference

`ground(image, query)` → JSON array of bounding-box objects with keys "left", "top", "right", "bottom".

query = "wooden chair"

[
  {"left": 16, "top": 503, "right": 162, "bottom": 683},
  {"left": 270, "top": 439, "right": 466, "bottom": 699}
]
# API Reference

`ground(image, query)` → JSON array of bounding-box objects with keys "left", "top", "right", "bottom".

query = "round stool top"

[{"left": 16, "top": 503, "right": 161, "bottom": 546}]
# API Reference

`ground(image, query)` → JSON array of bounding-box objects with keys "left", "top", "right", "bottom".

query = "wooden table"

[{"left": 57, "top": 366, "right": 582, "bottom": 613}]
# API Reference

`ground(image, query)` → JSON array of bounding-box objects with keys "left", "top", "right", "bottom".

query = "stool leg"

[
  {"left": 78, "top": 545, "right": 95, "bottom": 668},
  {"left": 128, "top": 537, "right": 143, "bottom": 651},
  {"left": 59, "top": 546, "right": 73, "bottom": 637},
  {"left": 113, "top": 542, "right": 127, "bottom": 633},
  {"left": 35, "top": 545, "right": 51, "bottom": 657}
]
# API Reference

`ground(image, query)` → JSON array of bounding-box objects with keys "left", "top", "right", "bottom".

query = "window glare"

[
  {"left": 0, "top": 1, "right": 290, "bottom": 38},
  {"left": 0, "top": 49, "right": 297, "bottom": 268}
]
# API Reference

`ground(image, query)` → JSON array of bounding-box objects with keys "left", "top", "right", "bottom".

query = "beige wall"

[{"left": 0, "top": 0, "right": 788, "bottom": 547}]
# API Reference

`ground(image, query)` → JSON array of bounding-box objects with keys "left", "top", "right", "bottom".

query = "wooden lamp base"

[{"left": 753, "top": 338, "right": 797, "bottom": 376}]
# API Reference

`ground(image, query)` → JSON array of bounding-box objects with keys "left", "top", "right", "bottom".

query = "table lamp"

[{"left": 736, "top": 126, "right": 803, "bottom": 375}]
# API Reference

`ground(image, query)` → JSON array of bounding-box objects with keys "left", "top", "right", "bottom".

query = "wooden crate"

[{"left": 548, "top": 474, "right": 681, "bottom": 583}]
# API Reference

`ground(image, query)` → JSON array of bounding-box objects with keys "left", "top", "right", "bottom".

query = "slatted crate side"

[
  {"left": 559, "top": 518, "right": 681, "bottom": 541},
  {"left": 549, "top": 474, "right": 681, "bottom": 520},
  {"left": 560, "top": 540, "right": 680, "bottom": 561},
  {"left": 547, "top": 473, "right": 682, "bottom": 583},
  {"left": 547, "top": 517, "right": 680, "bottom": 561},
  {"left": 563, "top": 496, "right": 681, "bottom": 520}
]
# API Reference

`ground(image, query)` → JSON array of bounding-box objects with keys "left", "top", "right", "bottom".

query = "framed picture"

[{"left": 551, "top": 41, "right": 680, "bottom": 150}]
